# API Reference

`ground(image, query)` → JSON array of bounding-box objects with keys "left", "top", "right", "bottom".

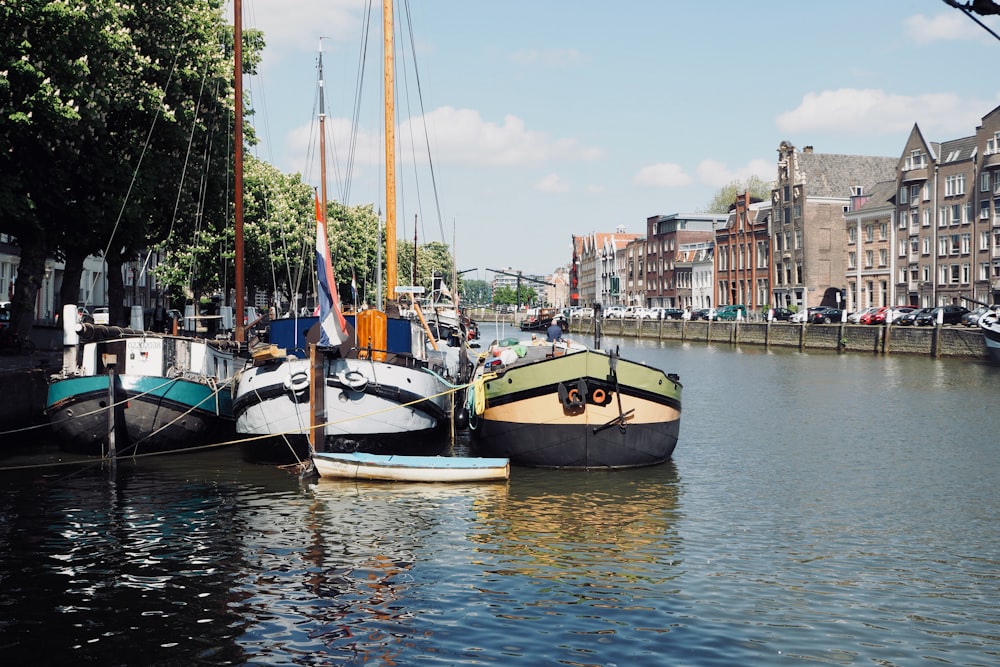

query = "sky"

[{"left": 238, "top": 0, "right": 1000, "bottom": 279}]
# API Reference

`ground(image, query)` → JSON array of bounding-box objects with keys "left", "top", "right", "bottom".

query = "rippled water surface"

[{"left": 1, "top": 337, "right": 999, "bottom": 666}]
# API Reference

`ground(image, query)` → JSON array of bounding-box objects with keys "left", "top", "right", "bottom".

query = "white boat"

[
  {"left": 979, "top": 306, "right": 1000, "bottom": 364},
  {"left": 234, "top": 10, "right": 469, "bottom": 465},
  {"left": 313, "top": 451, "right": 509, "bottom": 482}
]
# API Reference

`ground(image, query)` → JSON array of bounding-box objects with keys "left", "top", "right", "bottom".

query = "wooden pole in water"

[
  {"left": 309, "top": 343, "right": 324, "bottom": 457},
  {"left": 106, "top": 359, "right": 117, "bottom": 464}
]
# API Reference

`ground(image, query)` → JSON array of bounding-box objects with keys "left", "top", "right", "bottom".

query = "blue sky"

[{"left": 240, "top": 0, "right": 1000, "bottom": 278}]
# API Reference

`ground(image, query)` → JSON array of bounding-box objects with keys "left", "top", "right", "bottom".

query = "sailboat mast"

[
  {"left": 318, "top": 40, "right": 328, "bottom": 222},
  {"left": 234, "top": 0, "right": 245, "bottom": 344},
  {"left": 383, "top": 0, "right": 397, "bottom": 302}
]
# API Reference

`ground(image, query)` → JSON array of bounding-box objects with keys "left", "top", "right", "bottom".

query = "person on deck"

[{"left": 546, "top": 319, "right": 562, "bottom": 342}]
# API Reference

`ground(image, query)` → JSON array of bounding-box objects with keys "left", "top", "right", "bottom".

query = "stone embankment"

[{"left": 562, "top": 317, "right": 989, "bottom": 359}]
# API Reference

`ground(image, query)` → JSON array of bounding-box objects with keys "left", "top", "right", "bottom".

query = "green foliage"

[
  {"left": 701, "top": 175, "right": 775, "bottom": 214},
  {"left": 397, "top": 240, "right": 454, "bottom": 293},
  {"left": 462, "top": 279, "right": 490, "bottom": 305}
]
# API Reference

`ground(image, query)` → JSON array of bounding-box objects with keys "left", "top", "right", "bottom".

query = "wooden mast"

[
  {"left": 234, "top": 0, "right": 245, "bottom": 344},
  {"left": 383, "top": 0, "right": 397, "bottom": 302},
  {"left": 310, "top": 40, "right": 329, "bottom": 458}
]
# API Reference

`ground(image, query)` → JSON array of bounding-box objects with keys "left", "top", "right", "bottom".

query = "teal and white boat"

[{"left": 46, "top": 314, "right": 240, "bottom": 456}]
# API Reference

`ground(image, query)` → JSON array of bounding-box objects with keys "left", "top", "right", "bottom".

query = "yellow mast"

[{"left": 383, "top": 0, "right": 396, "bottom": 301}]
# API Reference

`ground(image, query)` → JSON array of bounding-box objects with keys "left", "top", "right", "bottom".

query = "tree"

[
  {"left": 0, "top": 1, "right": 256, "bottom": 331},
  {"left": 701, "top": 175, "right": 775, "bottom": 214},
  {"left": 462, "top": 279, "right": 489, "bottom": 305}
]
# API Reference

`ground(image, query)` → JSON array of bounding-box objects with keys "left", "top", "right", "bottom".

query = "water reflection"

[{"left": 0, "top": 459, "right": 251, "bottom": 665}]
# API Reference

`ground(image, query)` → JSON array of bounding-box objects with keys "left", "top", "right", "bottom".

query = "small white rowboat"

[{"left": 312, "top": 451, "right": 510, "bottom": 482}]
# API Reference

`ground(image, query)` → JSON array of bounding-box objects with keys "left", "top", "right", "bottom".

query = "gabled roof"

[
  {"left": 796, "top": 151, "right": 897, "bottom": 198},
  {"left": 854, "top": 180, "right": 897, "bottom": 213},
  {"left": 938, "top": 135, "right": 976, "bottom": 164}
]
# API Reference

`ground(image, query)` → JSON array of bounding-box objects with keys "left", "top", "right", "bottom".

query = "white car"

[
  {"left": 93, "top": 307, "right": 110, "bottom": 325},
  {"left": 603, "top": 306, "right": 627, "bottom": 318}
]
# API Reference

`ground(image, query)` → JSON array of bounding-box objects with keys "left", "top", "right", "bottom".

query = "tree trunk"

[
  {"left": 60, "top": 245, "right": 88, "bottom": 315},
  {"left": 10, "top": 238, "right": 47, "bottom": 339},
  {"left": 106, "top": 256, "right": 125, "bottom": 326}
]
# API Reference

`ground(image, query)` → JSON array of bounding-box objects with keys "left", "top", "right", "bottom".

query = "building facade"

[
  {"left": 644, "top": 213, "right": 719, "bottom": 308},
  {"left": 770, "top": 142, "right": 897, "bottom": 310},
  {"left": 715, "top": 192, "right": 772, "bottom": 309},
  {"left": 844, "top": 180, "right": 896, "bottom": 312}
]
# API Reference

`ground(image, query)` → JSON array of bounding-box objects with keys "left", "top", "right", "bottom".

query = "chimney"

[{"left": 803, "top": 146, "right": 814, "bottom": 153}]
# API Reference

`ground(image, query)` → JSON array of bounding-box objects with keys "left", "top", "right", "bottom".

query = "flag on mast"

[
  {"left": 315, "top": 193, "right": 348, "bottom": 346},
  {"left": 351, "top": 270, "right": 358, "bottom": 306}
]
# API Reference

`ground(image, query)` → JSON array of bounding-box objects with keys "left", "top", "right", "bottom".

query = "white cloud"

[
  {"left": 634, "top": 163, "right": 693, "bottom": 188},
  {"left": 695, "top": 159, "right": 775, "bottom": 188},
  {"left": 410, "top": 106, "right": 603, "bottom": 166},
  {"left": 245, "top": 0, "right": 366, "bottom": 59},
  {"left": 535, "top": 173, "right": 570, "bottom": 193},
  {"left": 277, "top": 106, "right": 603, "bottom": 174},
  {"left": 776, "top": 88, "right": 988, "bottom": 137},
  {"left": 903, "top": 12, "right": 998, "bottom": 44}
]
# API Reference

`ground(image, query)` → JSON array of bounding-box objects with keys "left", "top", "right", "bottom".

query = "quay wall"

[{"left": 559, "top": 317, "right": 989, "bottom": 360}]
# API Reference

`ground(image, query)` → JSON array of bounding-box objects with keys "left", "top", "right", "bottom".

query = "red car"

[{"left": 859, "top": 307, "right": 884, "bottom": 325}]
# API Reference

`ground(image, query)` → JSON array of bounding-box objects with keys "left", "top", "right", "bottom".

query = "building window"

[
  {"left": 965, "top": 202, "right": 973, "bottom": 224},
  {"left": 983, "top": 172, "right": 991, "bottom": 192},
  {"left": 981, "top": 230, "right": 990, "bottom": 251},
  {"left": 945, "top": 173, "right": 966, "bottom": 196},
  {"left": 987, "top": 131, "right": 1000, "bottom": 154},
  {"left": 879, "top": 222, "right": 887, "bottom": 240},
  {"left": 899, "top": 186, "right": 909, "bottom": 204},
  {"left": 865, "top": 225, "right": 874, "bottom": 243},
  {"left": 879, "top": 249, "right": 887, "bottom": 266},
  {"left": 847, "top": 227, "right": 856, "bottom": 244},
  {"left": 865, "top": 250, "right": 874, "bottom": 268},
  {"left": 848, "top": 251, "right": 856, "bottom": 269},
  {"left": 982, "top": 200, "right": 991, "bottom": 219},
  {"left": 962, "top": 232, "right": 971, "bottom": 254},
  {"left": 952, "top": 204, "right": 961, "bottom": 225}
]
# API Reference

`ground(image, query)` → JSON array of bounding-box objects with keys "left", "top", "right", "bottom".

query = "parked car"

[
  {"left": 93, "top": 307, "right": 110, "bottom": 325},
  {"left": 962, "top": 306, "right": 990, "bottom": 327},
  {"left": 808, "top": 306, "right": 846, "bottom": 324},
  {"left": 621, "top": 306, "right": 645, "bottom": 319},
  {"left": 692, "top": 308, "right": 715, "bottom": 320},
  {"left": 660, "top": 308, "right": 686, "bottom": 320},
  {"left": 603, "top": 305, "right": 626, "bottom": 319},
  {"left": 848, "top": 307, "right": 878, "bottom": 324},
  {"left": 885, "top": 306, "right": 918, "bottom": 324},
  {"left": 859, "top": 306, "right": 884, "bottom": 325},
  {"left": 792, "top": 306, "right": 826, "bottom": 323},
  {"left": 715, "top": 304, "right": 748, "bottom": 321},
  {"left": 0, "top": 304, "right": 9, "bottom": 332},
  {"left": 765, "top": 307, "right": 794, "bottom": 321},
  {"left": 896, "top": 307, "right": 932, "bottom": 326},
  {"left": 915, "top": 305, "right": 970, "bottom": 326}
]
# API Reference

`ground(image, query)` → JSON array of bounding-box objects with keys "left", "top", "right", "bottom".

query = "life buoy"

[
  {"left": 591, "top": 388, "right": 606, "bottom": 404},
  {"left": 283, "top": 371, "right": 309, "bottom": 394},
  {"left": 338, "top": 369, "right": 368, "bottom": 392}
]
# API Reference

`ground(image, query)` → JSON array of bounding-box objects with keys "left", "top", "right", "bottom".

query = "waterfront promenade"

[{"left": 465, "top": 308, "right": 990, "bottom": 360}]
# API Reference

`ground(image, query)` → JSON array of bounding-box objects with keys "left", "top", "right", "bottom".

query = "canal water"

[{"left": 1, "top": 332, "right": 998, "bottom": 666}]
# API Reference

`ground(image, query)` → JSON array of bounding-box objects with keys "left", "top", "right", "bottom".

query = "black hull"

[
  {"left": 49, "top": 389, "right": 233, "bottom": 456},
  {"left": 471, "top": 417, "right": 679, "bottom": 469}
]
